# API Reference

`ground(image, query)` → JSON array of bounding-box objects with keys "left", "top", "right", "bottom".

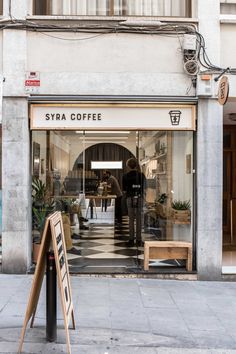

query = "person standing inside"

[
  {"left": 103, "top": 170, "right": 123, "bottom": 225},
  {"left": 122, "top": 158, "right": 146, "bottom": 246},
  {"left": 100, "top": 173, "right": 109, "bottom": 212}
]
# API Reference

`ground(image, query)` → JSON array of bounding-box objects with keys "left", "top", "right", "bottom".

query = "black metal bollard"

[{"left": 46, "top": 251, "right": 57, "bottom": 342}]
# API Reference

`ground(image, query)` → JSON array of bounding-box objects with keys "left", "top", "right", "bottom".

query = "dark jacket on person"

[{"left": 122, "top": 170, "right": 146, "bottom": 198}]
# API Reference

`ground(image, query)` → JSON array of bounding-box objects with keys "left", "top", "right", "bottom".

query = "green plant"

[
  {"left": 157, "top": 193, "right": 167, "bottom": 204},
  {"left": 171, "top": 199, "right": 191, "bottom": 210},
  {"left": 32, "top": 177, "right": 55, "bottom": 238},
  {"left": 55, "top": 198, "right": 74, "bottom": 213},
  {"left": 32, "top": 206, "right": 50, "bottom": 234},
  {"left": 32, "top": 178, "right": 48, "bottom": 207}
]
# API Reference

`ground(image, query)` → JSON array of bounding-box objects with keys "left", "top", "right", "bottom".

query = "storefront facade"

[
  {"left": 1, "top": 0, "right": 225, "bottom": 279},
  {"left": 30, "top": 102, "right": 196, "bottom": 275}
]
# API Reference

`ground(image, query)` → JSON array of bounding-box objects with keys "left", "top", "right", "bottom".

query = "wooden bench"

[{"left": 144, "top": 241, "right": 192, "bottom": 271}]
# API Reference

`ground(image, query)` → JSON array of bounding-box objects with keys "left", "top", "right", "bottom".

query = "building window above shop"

[
  {"left": 221, "top": 1, "right": 236, "bottom": 15},
  {"left": 33, "top": 0, "right": 192, "bottom": 17}
]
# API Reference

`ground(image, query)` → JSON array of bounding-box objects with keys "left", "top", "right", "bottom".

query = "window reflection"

[
  {"left": 34, "top": 0, "right": 191, "bottom": 17},
  {"left": 140, "top": 131, "right": 193, "bottom": 244},
  {"left": 31, "top": 129, "right": 193, "bottom": 272}
]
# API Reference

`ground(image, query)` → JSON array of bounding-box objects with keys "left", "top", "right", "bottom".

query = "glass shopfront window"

[
  {"left": 31, "top": 129, "right": 193, "bottom": 274},
  {"left": 139, "top": 131, "right": 193, "bottom": 254}
]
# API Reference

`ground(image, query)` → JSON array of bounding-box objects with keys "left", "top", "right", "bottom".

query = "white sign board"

[
  {"left": 30, "top": 104, "right": 196, "bottom": 130},
  {"left": 91, "top": 161, "right": 123, "bottom": 169},
  {"left": 25, "top": 72, "right": 40, "bottom": 94}
]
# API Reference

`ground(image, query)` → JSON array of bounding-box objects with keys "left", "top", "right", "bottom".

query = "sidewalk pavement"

[{"left": 0, "top": 275, "right": 236, "bottom": 354}]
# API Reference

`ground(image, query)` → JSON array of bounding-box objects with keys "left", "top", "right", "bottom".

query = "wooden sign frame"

[
  {"left": 218, "top": 75, "right": 229, "bottom": 105},
  {"left": 18, "top": 212, "right": 75, "bottom": 354}
]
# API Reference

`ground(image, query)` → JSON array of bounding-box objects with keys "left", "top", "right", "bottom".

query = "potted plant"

[
  {"left": 32, "top": 177, "right": 55, "bottom": 262},
  {"left": 155, "top": 193, "right": 168, "bottom": 218},
  {"left": 171, "top": 199, "right": 191, "bottom": 224}
]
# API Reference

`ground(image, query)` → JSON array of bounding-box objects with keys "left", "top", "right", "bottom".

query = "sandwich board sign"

[{"left": 18, "top": 212, "right": 75, "bottom": 354}]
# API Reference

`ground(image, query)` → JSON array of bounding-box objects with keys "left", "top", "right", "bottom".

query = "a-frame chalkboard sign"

[{"left": 18, "top": 211, "right": 75, "bottom": 354}]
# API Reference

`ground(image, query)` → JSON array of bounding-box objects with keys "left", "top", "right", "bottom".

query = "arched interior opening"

[{"left": 72, "top": 142, "right": 135, "bottom": 194}]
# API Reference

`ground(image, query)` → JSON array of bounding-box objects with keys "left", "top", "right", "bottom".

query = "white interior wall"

[
  {"left": 172, "top": 132, "right": 192, "bottom": 200},
  {"left": 50, "top": 132, "right": 70, "bottom": 181},
  {"left": 172, "top": 132, "right": 193, "bottom": 241},
  {"left": 144, "top": 141, "right": 155, "bottom": 157},
  {"left": 32, "top": 132, "right": 47, "bottom": 183},
  {"left": 52, "top": 132, "right": 70, "bottom": 153}
]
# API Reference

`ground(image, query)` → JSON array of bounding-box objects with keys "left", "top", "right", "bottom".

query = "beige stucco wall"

[{"left": 25, "top": 31, "right": 194, "bottom": 96}]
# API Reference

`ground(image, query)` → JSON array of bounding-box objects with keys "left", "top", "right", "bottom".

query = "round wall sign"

[{"left": 218, "top": 76, "right": 229, "bottom": 105}]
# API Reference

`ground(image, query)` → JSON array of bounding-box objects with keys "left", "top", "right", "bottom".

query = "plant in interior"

[
  {"left": 32, "top": 177, "right": 55, "bottom": 242},
  {"left": 171, "top": 199, "right": 191, "bottom": 224},
  {"left": 171, "top": 199, "right": 191, "bottom": 210},
  {"left": 157, "top": 193, "right": 167, "bottom": 204},
  {"left": 54, "top": 198, "right": 73, "bottom": 214}
]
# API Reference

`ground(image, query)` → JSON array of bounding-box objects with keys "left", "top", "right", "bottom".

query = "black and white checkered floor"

[
  {"left": 0, "top": 212, "right": 186, "bottom": 273},
  {"left": 67, "top": 217, "right": 139, "bottom": 273},
  {"left": 67, "top": 216, "right": 186, "bottom": 274}
]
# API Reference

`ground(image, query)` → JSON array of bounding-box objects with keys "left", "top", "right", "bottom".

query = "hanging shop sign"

[
  {"left": 218, "top": 76, "right": 229, "bottom": 105},
  {"left": 30, "top": 104, "right": 196, "bottom": 130}
]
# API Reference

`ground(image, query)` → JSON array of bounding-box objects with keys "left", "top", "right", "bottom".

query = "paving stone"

[{"left": 0, "top": 275, "right": 236, "bottom": 353}]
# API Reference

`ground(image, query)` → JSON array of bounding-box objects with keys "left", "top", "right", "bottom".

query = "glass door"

[
  {"left": 222, "top": 127, "right": 236, "bottom": 272},
  {"left": 138, "top": 131, "right": 193, "bottom": 270}
]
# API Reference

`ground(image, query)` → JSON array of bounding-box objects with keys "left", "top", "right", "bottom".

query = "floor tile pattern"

[{"left": 67, "top": 217, "right": 186, "bottom": 274}]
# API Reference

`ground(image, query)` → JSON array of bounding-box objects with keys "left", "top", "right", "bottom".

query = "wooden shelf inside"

[{"left": 172, "top": 220, "right": 191, "bottom": 225}]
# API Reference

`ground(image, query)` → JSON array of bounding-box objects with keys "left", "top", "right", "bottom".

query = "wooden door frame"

[{"left": 223, "top": 126, "right": 236, "bottom": 245}]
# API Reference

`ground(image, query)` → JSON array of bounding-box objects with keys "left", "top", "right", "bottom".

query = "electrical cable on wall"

[{"left": 0, "top": 17, "right": 235, "bottom": 75}]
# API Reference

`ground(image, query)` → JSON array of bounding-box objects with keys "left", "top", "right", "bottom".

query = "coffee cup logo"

[{"left": 169, "top": 110, "right": 182, "bottom": 125}]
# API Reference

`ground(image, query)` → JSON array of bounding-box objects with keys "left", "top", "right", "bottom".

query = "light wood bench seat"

[{"left": 144, "top": 241, "right": 192, "bottom": 271}]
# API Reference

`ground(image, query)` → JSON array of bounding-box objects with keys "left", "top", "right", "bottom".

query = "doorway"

[
  {"left": 31, "top": 129, "right": 193, "bottom": 274},
  {"left": 223, "top": 126, "right": 236, "bottom": 270}
]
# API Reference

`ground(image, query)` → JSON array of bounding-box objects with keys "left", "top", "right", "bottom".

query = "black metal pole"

[{"left": 46, "top": 251, "right": 57, "bottom": 342}]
